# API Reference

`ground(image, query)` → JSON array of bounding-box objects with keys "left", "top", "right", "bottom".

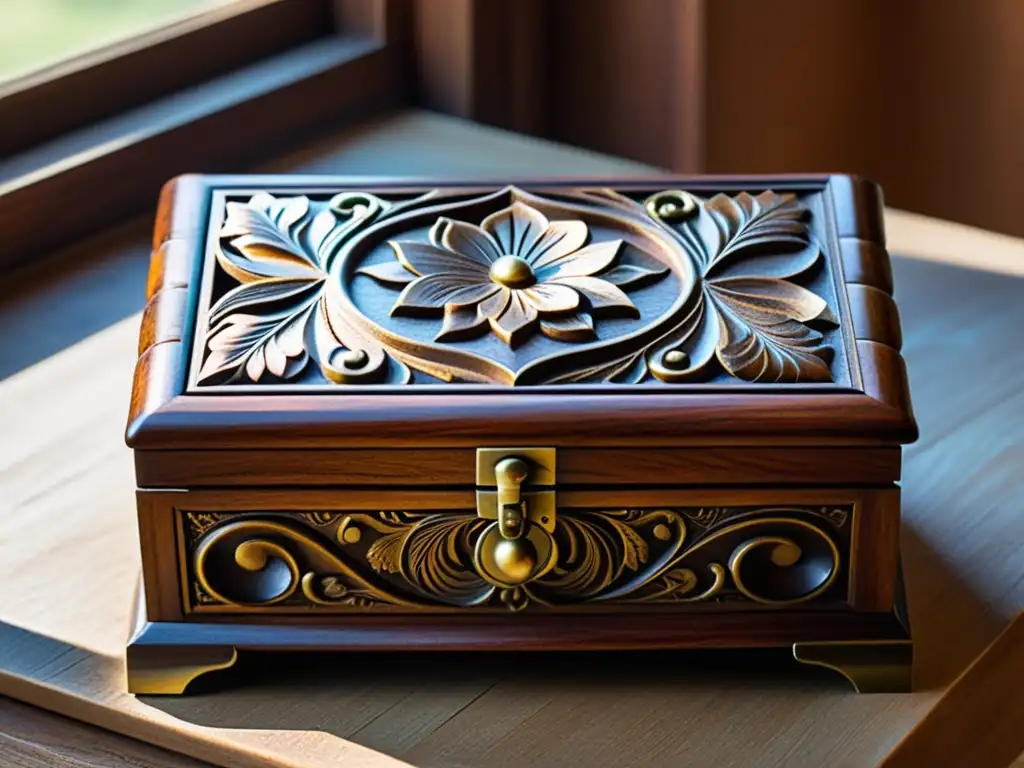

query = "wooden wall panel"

[
  {"left": 495, "top": 0, "right": 1024, "bottom": 237},
  {"left": 885, "top": 0, "right": 1024, "bottom": 238},
  {"left": 547, "top": 0, "right": 704, "bottom": 170}
]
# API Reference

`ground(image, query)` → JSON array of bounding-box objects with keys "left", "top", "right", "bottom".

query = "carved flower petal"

[
  {"left": 551, "top": 276, "right": 639, "bottom": 316},
  {"left": 435, "top": 305, "right": 489, "bottom": 342},
  {"left": 525, "top": 220, "right": 589, "bottom": 267},
  {"left": 436, "top": 218, "right": 503, "bottom": 265},
  {"left": 535, "top": 240, "right": 622, "bottom": 280},
  {"left": 478, "top": 288, "right": 511, "bottom": 319},
  {"left": 540, "top": 312, "right": 597, "bottom": 342},
  {"left": 443, "top": 283, "right": 502, "bottom": 309},
  {"left": 357, "top": 260, "right": 417, "bottom": 286},
  {"left": 596, "top": 263, "right": 669, "bottom": 288},
  {"left": 490, "top": 291, "right": 538, "bottom": 346},
  {"left": 393, "top": 274, "right": 491, "bottom": 312},
  {"left": 390, "top": 241, "right": 492, "bottom": 278},
  {"left": 710, "top": 277, "right": 837, "bottom": 325},
  {"left": 482, "top": 202, "right": 550, "bottom": 257},
  {"left": 520, "top": 283, "right": 580, "bottom": 314}
]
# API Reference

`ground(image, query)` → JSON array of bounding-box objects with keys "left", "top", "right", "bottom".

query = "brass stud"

[
  {"left": 339, "top": 349, "right": 369, "bottom": 369},
  {"left": 489, "top": 255, "right": 537, "bottom": 289},
  {"left": 644, "top": 190, "right": 698, "bottom": 222},
  {"left": 492, "top": 538, "right": 538, "bottom": 583},
  {"left": 342, "top": 526, "right": 362, "bottom": 544},
  {"left": 653, "top": 523, "right": 672, "bottom": 541},
  {"left": 663, "top": 349, "right": 690, "bottom": 369}
]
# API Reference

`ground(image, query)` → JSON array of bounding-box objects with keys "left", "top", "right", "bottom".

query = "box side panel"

[{"left": 137, "top": 485, "right": 899, "bottom": 622}]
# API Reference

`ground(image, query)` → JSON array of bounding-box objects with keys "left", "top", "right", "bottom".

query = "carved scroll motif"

[{"left": 185, "top": 505, "right": 849, "bottom": 613}]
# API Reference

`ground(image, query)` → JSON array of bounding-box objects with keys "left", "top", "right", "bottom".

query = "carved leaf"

[
  {"left": 208, "top": 278, "right": 322, "bottom": 327},
  {"left": 366, "top": 529, "right": 409, "bottom": 574},
  {"left": 540, "top": 511, "right": 654, "bottom": 600},
  {"left": 714, "top": 298, "right": 834, "bottom": 382},
  {"left": 606, "top": 516, "right": 649, "bottom": 572},
  {"left": 400, "top": 515, "right": 491, "bottom": 606},
  {"left": 199, "top": 304, "right": 316, "bottom": 384},
  {"left": 698, "top": 192, "right": 816, "bottom": 278},
  {"left": 218, "top": 198, "right": 321, "bottom": 283}
]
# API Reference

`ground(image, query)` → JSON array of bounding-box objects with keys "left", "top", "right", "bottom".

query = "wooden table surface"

[{"left": 1, "top": 111, "right": 1023, "bottom": 768}]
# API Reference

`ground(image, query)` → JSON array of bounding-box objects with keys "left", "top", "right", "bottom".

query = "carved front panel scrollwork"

[
  {"left": 189, "top": 185, "right": 847, "bottom": 388},
  {"left": 181, "top": 505, "right": 851, "bottom": 613}
]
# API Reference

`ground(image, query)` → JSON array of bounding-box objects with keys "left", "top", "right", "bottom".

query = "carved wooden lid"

[{"left": 127, "top": 175, "right": 915, "bottom": 449}]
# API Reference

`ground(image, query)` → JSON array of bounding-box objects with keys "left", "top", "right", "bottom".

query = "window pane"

[{"left": 0, "top": 0, "right": 239, "bottom": 83}]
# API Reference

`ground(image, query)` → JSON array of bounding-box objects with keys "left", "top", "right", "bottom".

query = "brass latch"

[{"left": 474, "top": 448, "right": 556, "bottom": 587}]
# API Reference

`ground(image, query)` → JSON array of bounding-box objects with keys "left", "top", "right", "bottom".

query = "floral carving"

[
  {"left": 359, "top": 201, "right": 667, "bottom": 347},
  {"left": 196, "top": 185, "right": 843, "bottom": 387}
]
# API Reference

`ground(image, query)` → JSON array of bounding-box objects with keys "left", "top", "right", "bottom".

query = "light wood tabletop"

[{"left": 1, "top": 111, "right": 1022, "bottom": 768}]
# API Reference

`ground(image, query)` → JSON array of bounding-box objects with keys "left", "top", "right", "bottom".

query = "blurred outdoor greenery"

[{"left": 0, "top": 0, "right": 233, "bottom": 82}]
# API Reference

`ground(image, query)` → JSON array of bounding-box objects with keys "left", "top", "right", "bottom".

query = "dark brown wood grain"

[
  {"left": 132, "top": 598, "right": 909, "bottom": 652},
  {"left": 137, "top": 493, "right": 186, "bottom": 622},
  {"left": 848, "top": 488, "right": 901, "bottom": 612},
  {"left": 135, "top": 446, "right": 902, "bottom": 487},
  {"left": 130, "top": 391, "right": 914, "bottom": 449}
]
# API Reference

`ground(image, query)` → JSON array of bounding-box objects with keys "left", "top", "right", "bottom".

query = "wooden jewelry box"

[{"left": 126, "top": 174, "right": 916, "bottom": 695}]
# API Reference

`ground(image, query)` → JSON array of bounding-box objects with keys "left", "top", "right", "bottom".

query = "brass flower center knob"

[
  {"left": 489, "top": 255, "right": 536, "bottom": 289},
  {"left": 491, "top": 537, "right": 538, "bottom": 583}
]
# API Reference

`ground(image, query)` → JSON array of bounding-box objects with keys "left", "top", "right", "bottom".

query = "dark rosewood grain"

[{"left": 135, "top": 446, "right": 903, "bottom": 487}]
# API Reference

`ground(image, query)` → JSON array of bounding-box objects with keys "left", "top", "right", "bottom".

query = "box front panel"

[{"left": 137, "top": 487, "right": 898, "bottom": 621}]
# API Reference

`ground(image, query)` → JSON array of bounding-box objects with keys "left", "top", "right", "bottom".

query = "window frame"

[{"left": 0, "top": 0, "right": 406, "bottom": 271}]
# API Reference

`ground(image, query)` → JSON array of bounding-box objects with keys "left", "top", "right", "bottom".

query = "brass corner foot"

[
  {"left": 126, "top": 643, "right": 238, "bottom": 695},
  {"left": 793, "top": 640, "right": 913, "bottom": 693}
]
